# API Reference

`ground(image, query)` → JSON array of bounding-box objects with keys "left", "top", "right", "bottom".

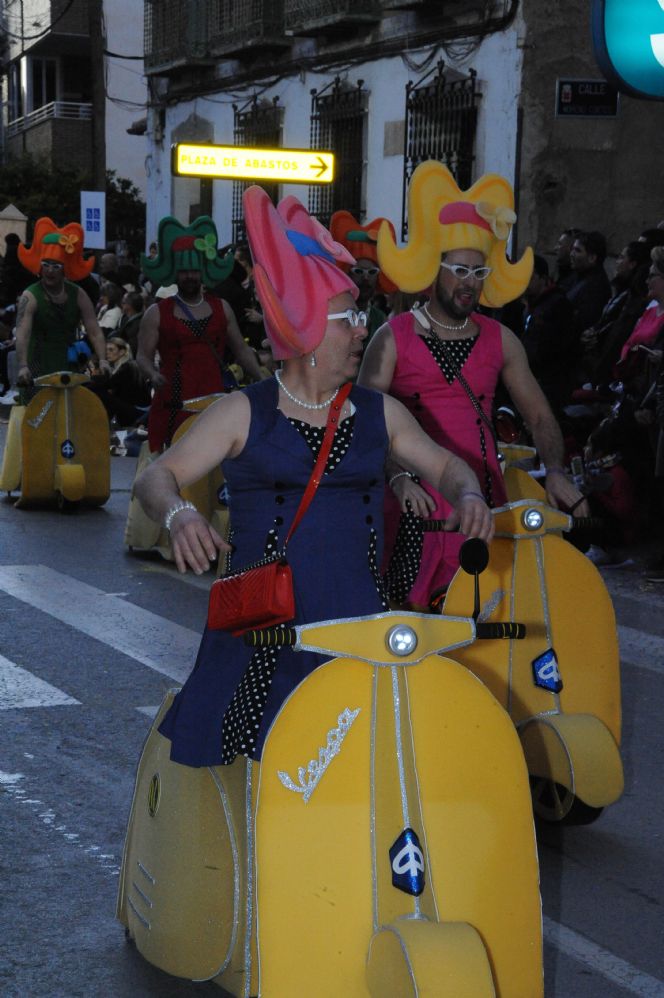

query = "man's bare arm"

[
  {"left": 222, "top": 300, "right": 266, "bottom": 382},
  {"left": 357, "top": 322, "right": 397, "bottom": 393},
  {"left": 384, "top": 395, "right": 493, "bottom": 541},
  {"left": 136, "top": 304, "right": 165, "bottom": 386},
  {"left": 500, "top": 326, "right": 589, "bottom": 514},
  {"left": 14, "top": 291, "right": 37, "bottom": 383}
]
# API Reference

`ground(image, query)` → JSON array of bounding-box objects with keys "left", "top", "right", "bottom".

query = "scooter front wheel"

[
  {"left": 530, "top": 777, "right": 604, "bottom": 825},
  {"left": 56, "top": 491, "right": 79, "bottom": 513}
]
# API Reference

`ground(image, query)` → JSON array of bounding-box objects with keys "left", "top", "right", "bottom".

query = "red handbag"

[
  {"left": 207, "top": 382, "right": 352, "bottom": 636},
  {"left": 207, "top": 554, "right": 294, "bottom": 636}
]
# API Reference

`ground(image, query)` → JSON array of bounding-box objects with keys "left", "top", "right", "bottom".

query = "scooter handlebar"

[
  {"left": 243, "top": 620, "right": 527, "bottom": 647},
  {"left": 475, "top": 621, "right": 526, "bottom": 640},
  {"left": 243, "top": 626, "right": 298, "bottom": 647}
]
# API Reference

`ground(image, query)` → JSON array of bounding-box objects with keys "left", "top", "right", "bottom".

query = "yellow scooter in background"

[
  {"left": 0, "top": 371, "right": 110, "bottom": 509},
  {"left": 443, "top": 464, "right": 623, "bottom": 825},
  {"left": 124, "top": 393, "right": 229, "bottom": 561},
  {"left": 117, "top": 541, "right": 543, "bottom": 997}
]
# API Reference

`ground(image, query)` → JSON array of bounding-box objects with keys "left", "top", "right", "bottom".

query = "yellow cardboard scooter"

[
  {"left": 124, "top": 394, "right": 229, "bottom": 561},
  {"left": 0, "top": 371, "right": 110, "bottom": 508},
  {"left": 117, "top": 543, "right": 543, "bottom": 997},
  {"left": 443, "top": 465, "right": 623, "bottom": 824}
]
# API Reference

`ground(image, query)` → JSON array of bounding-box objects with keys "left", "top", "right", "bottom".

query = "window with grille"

[
  {"left": 309, "top": 78, "right": 367, "bottom": 229},
  {"left": 231, "top": 96, "right": 283, "bottom": 244},
  {"left": 402, "top": 61, "right": 481, "bottom": 239}
]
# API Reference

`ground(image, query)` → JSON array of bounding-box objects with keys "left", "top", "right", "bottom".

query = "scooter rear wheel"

[{"left": 530, "top": 777, "right": 604, "bottom": 825}]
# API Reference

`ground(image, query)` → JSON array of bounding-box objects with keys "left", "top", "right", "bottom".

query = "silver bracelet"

[
  {"left": 388, "top": 470, "right": 414, "bottom": 489},
  {"left": 164, "top": 500, "right": 197, "bottom": 531}
]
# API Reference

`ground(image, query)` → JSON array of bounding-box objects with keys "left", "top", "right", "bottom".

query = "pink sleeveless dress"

[{"left": 384, "top": 310, "right": 507, "bottom": 607}]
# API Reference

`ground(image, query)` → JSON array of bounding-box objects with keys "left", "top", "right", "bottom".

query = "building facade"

[
  {"left": 143, "top": 0, "right": 662, "bottom": 266},
  {"left": 1, "top": 0, "right": 147, "bottom": 195}
]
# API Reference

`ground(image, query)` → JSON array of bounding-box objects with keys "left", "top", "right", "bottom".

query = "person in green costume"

[{"left": 15, "top": 217, "right": 110, "bottom": 401}]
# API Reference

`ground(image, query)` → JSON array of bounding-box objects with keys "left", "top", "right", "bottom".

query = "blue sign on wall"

[{"left": 593, "top": 0, "right": 664, "bottom": 99}]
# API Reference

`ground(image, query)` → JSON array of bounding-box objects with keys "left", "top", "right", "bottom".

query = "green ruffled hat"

[{"left": 141, "top": 215, "right": 234, "bottom": 287}]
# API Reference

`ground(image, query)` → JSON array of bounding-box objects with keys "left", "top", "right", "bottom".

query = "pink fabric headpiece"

[
  {"left": 243, "top": 186, "right": 358, "bottom": 360},
  {"left": 438, "top": 202, "right": 492, "bottom": 231}
]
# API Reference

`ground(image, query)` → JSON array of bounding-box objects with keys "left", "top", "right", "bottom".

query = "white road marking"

[
  {"left": 0, "top": 564, "right": 200, "bottom": 682},
  {"left": 0, "top": 770, "right": 120, "bottom": 875},
  {"left": 618, "top": 625, "right": 664, "bottom": 676},
  {"left": 136, "top": 705, "right": 159, "bottom": 718},
  {"left": 0, "top": 653, "right": 79, "bottom": 709},
  {"left": 543, "top": 915, "right": 664, "bottom": 996},
  {"left": 138, "top": 559, "right": 213, "bottom": 590}
]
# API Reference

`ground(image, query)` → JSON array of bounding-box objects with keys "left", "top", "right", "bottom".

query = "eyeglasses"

[
  {"left": 350, "top": 266, "right": 379, "bottom": 278},
  {"left": 327, "top": 309, "right": 368, "bottom": 327},
  {"left": 440, "top": 262, "right": 492, "bottom": 281},
  {"left": 41, "top": 261, "right": 64, "bottom": 271}
]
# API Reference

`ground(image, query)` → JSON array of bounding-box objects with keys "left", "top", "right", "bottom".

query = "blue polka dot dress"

[{"left": 159, "top": 377, "right": 390, "bottom": 766}]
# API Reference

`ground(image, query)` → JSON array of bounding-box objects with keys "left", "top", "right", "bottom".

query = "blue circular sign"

[{"left": 593, "top": 0, "right": 664, "bottom": 99}]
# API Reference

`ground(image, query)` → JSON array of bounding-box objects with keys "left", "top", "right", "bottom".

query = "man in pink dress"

[{"left": 359, "top": 161, "right": 588, "bottom": 609}]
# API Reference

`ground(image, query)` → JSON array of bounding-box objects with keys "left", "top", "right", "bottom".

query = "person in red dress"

[{"left": 137, "top": 216, "right": 265, "bottom": 451}]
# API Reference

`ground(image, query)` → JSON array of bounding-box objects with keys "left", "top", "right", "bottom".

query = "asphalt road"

[{"left": 0, "top": 437, "right": 663, "bottom": 998}]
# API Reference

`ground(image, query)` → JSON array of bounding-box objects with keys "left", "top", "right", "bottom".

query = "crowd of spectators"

[
  {"left": 500, "top": 224, "right": 664, "bottom": 580},
  {"left": 1, "top": 219, "right": 663, "bottom": 580}
]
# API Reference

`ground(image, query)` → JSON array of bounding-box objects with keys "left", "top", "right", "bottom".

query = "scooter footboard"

[
  {"left": 519, "top": 712, "right": 624, "bottom": 808},
  {"left": 367, "top": 920, "right": 495, "bottom": 998}
]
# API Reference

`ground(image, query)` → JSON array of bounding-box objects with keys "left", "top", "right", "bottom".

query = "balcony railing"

[
  {"left": 144, "top": 0, "right": 216, "bottom": 73},
  {"left": 285, "top": 0, "right": 381, "bottom": 35},
  {"left": 6, "top": 101, "right": 92, "bottom": 138},
  {"left": 210, "top": 0, "right": 290, "bottom": 58}
]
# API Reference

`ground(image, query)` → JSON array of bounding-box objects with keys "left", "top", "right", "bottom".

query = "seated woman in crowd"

[
  {"left": 97, "top": 282, "right": 124, "bottom": 334},
  {"left": 88, "top": 336, "right": 150, "bottom": 426}
]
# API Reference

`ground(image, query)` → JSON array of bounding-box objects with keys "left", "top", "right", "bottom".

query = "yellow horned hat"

[{"left": 377, "top": 161, "right": 533, "bottom": 307}]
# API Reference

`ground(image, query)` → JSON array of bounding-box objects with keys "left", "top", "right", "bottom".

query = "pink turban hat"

[{"left": 243, "top": 186, "right": 358, "bottom": 360}]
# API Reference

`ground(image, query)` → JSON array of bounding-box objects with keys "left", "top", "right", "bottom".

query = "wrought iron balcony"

[
  {"left": 209, "top": 0, "right": 290, "bottom": 58},
  {"left": 284, "top": 0, "right": 381, "bottom": 36},
  {"left": 144, "top": 0, "right": 216, "bottom": 74},
  {"left": 6, "top": 101, "right": 92, "bottom": 138}
]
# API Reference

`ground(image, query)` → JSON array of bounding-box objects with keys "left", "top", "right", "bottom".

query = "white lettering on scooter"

[
  {"left": 27, "top": 399, "right": 53, "bottom": 429},
  {"left": 277, "top": 707, "right": 360, "bottom": 803}
]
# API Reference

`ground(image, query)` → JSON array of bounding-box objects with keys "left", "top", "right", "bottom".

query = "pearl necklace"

[
  {"left": 176, "top": 293, "right": 205, "bottom": 308},
  {"left": 275, "top": 369, "right": 339, "bottom": 410},
  {"left": 423, "top": 303, "right": 469, "bottom": 332}
]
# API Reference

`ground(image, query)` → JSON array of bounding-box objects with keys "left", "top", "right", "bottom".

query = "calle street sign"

[
  {"left": 555, "top": 78, "right": 619, "bottom": 117},
  {"left": 172, "top": 143, "right": 335, "bottom": 184}
]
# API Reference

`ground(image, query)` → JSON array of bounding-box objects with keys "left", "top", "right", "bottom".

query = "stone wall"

[
  {"left": 517, "top": 0, "right": 664, "bottom": 271},
  {"left": 7, "top": 118, "right": 93, "bottom": 176}
]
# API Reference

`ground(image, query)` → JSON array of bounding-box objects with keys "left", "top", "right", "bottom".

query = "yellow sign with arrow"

[{"left": 172, "top": 143, "right": 335, "bottom": 184}]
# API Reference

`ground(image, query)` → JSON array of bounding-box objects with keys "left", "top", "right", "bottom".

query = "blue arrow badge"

[
  {"left": 532, "top": 648, "right": 563, "bottom": 693},
  {"left": 60, "top": 439, "right": 75, "bottom": 459},
  {"left": 389, "top": 827, "right": 425, "bottom": 896}
]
